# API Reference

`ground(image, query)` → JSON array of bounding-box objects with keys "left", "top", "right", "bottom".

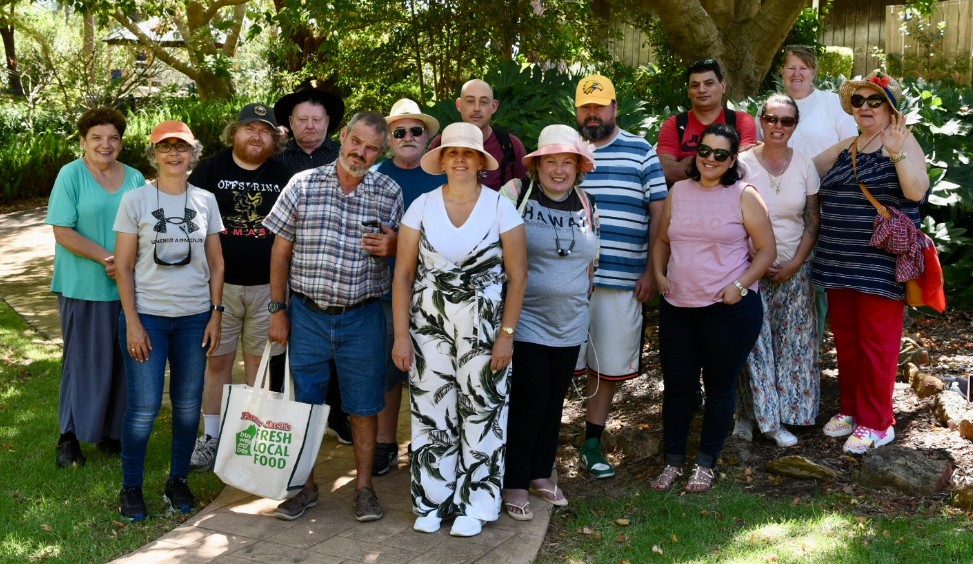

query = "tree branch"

[{"left": 110, "top": 10, "right": 196, "bottom": 79}]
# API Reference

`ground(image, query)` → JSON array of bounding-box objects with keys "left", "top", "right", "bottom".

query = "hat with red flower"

[{"left": 839, "top": 70, "right": 903, "bottom": 115}]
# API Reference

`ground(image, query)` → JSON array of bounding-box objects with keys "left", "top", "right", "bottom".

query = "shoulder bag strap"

[{"left": 851, "top": 139, "right": 891, "bottom": 220}]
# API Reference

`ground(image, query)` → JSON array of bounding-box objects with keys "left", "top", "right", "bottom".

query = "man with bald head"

[{"left": 429, "top": 79, "right": 527, "bottom": 189}]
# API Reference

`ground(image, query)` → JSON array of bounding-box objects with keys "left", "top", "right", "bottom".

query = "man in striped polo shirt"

[{"left": 574, "top": 74, "right": 667, "bottom": 479}]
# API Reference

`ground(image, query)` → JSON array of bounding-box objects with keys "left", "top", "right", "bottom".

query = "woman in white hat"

[
  {"left": 811, "top": 71, "right": 929, "bottom": 454},
  {"left": 391, "top": 122, "right": 527, "bottom": 537},
  {"left": 495, "top": 124, "right": 597, "bottom": 520}
]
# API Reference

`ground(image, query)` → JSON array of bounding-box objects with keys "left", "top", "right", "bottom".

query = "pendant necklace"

[{"left": 757, "top": 148, "right": 791, "bottom": 194}]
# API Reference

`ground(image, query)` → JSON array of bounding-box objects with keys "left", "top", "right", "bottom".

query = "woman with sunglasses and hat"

[
  {"left": 811, "top": 71, "right": 929, "bottom": 454},
  {"left": 113, "top": 121, "right": 225, "bottom": 521},
  {"left": 392, "top": 122, "right": 527, "bottom": 537},
  {"left": 650, "top": 123, "right": 776, "bottom": 492},
  {"left": 734, "top": 94, "right": 821, "bottom": 448},
  {"left": 497, "top": 124, "right": 598, "bottom": 521}
]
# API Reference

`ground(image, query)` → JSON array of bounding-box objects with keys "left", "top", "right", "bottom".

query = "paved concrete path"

[{"left": 0, "top": 207, "right": 551, "bottom": 563}]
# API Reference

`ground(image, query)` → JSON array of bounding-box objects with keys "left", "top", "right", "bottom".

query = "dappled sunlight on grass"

[{"left": 717, "top": 514, "right": 855, "bottom": 562}]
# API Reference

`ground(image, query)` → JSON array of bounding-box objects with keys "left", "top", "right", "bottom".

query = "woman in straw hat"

[
  {"left": 497, "top": 124, "right": 597, "bottom": 521},
  {"left": 391, "top": 122, "right": 527, "bottom": 537},
  {"left": 811, "top": 70, "right": 929, "bottom": 454}
]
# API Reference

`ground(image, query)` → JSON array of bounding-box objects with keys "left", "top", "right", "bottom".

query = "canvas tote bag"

[{"left": 214, "top": 342, "right": 330, "bottom": 500}]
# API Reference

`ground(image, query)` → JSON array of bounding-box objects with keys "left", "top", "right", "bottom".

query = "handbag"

[
  {"left": 850, "top": 141, "right": 945, "bottom": 312},
  {"left": 213, "top": 342, "right": 330, "bottom": 500}
]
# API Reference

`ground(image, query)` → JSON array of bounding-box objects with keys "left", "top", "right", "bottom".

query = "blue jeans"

[
  {"left": 119, "top": 311, "right": 209, "bottom": 487},
  {"left": 288, "top": 297, "right": 386, "bottom": 416},
  {"left": 659, "top": 293, "right": 762, "bottom": 468}
]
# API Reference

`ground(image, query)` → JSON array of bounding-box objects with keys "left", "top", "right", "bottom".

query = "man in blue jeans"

[{"left": 263, "top": 112, "right": 403, "bottom": 522}]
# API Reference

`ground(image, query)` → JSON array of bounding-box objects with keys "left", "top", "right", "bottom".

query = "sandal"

[
  {"left": 685, "top": 465, "right": 715, "bottom": 493},
  {"left": 529, "top": 485, "right": 568, "bottom": 507},
  {"left": 504, "top": 500, "right": 533, "bottom": 521},
  {"left": 650, "top": 465, "right": 684, "bottom": 490}
]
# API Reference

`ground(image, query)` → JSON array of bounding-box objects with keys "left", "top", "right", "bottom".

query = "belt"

[{"left": 295, "top": 293, "right": 377, "bottom": 316}]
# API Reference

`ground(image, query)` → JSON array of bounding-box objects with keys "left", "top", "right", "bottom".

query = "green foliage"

[
  {"left": 887, "top": 8, "right": 969, "bottom": 87},
  {"left": 759, "top": 5, "right": 829, "bottom": 92},
  {"left": 818, "top": 46, "right": 855, "bottom": 79}
]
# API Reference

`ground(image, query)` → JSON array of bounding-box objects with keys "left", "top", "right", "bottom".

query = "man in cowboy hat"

[
  {"left": 272, "top": 79, "right": 346, "bottom": 176},
  {"left": 368, "top": 98, "right": 441, "bottom": 476},
  {"left": 187, "top": 103, "right": 294, "bottom": 472},
  {"left": 429, "top": 79, "right": 527, "bottom": 190},
  {"left": 656, "top": 58, "right": 757, "bottom": 186},
  {"left": 264, "top": 111, "right": 403, "bottom": 522},
  {"left": 574, "top": 74, "right": 667, "bottom": 479}
]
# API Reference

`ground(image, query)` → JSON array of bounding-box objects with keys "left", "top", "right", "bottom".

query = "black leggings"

[{"left": 503, "top": 341, "right": 581, "bottom": 489}]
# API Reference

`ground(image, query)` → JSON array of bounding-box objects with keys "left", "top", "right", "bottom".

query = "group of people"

[{"left": 48, "top": 45, "right": 929, "bottom": 537}]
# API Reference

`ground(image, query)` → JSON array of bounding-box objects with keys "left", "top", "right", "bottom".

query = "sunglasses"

[
  {"left": 156, "top": 141, "right": 192, "bottom": 153},
  {"left": 153, "top": 225, "right": 192, "bottom": 266},
  {"left": 391, "top": 126, "right": 425, "bottom": 139},
  {"left": 850, "top": 94, "right": 886, "bottom": 109},
  {"left": 696, "top": 144, "right": 732, "bottom": 162},
  {"left": 760, "top": 114, "right": 797, "bottom": 127},
  {"left": 555, "top": 226, "right": 575, "bottom": 257}
]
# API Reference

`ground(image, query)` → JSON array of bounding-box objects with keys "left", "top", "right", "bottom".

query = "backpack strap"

[
  {"left": 493, "top": 126, "right": 517, "bottom": 186},
  {"left": 676, "top": 112, "right": 689, "bottom": 146},
  {"left": 725, "top": 108, "right": 737, "bottom": 128}
]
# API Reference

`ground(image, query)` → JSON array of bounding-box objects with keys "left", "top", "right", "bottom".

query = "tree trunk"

[{"left": 0, "top": 23, "right": 23, "bottom": 96}]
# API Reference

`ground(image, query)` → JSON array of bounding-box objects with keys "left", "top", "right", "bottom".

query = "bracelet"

[
  {"left": 211, "top": 304, "right": 225, "bottom": 312},
  {"left": 889, "top": 151, "right": 907, "bottom": 164}
]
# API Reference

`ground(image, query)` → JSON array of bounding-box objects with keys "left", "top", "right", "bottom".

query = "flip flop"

[
  {"left": 529, "top": 485, "right": 569, "bottom": 507},
  {"left": 504, "top": 500, "right": 533, "bottom": 521}
]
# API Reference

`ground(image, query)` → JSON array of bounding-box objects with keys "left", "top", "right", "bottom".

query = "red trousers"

[{"left": 827, "top": 288, "right": 904, "bottom": 430}]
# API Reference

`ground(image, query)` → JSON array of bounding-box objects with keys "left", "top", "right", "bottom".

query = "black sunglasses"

[
  {"left": 760, "top": 114, "right": 797, "bottom": 128},
  {"left": 555, "top": 226, "right": 575, "bottom": 257},
  {"left": 152, "top": 186, "right": 193, "bottom": 266},
  {"left": 696, "top": 144, "right": 732, "bottom": 162},
  {"left": 153, "top": 225, "right": 191, "bottom": 266},
  {"left": 850, "top": 94, "right": 886, "bottom": 109},
  {"left": 391, "top": 126, "right": 425, "bottom": 139},
  {"left": 156, "top": 141, "right": 192, "bottom": 153}
]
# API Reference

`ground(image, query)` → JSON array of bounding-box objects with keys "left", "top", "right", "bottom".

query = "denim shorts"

[{"left": 288, "top": 296, "right": 386, "bottom": 416}]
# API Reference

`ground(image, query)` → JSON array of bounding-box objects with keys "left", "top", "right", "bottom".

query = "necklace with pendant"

[{"left": 757, "top": 148, "right": 791, "bottom": 194}]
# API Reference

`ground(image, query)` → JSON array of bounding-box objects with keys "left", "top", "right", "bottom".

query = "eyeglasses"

[
  {"left": 850, "top": 94, "right": 886, "bottom": 109},
  {"left": 156, "top": 141, "right": 192, "bottom": 153},
  {"left": 760, "top": 114, "right": 797, "bottom": 128},
  {"left": 391, "top": 126, "right": 425, "bottom": 139},
  {"left": 696, "top": 144, "right": 732, "bottom": 162},
  {"left": 555, "top": 225, "right": 575, "bottom": 257}
]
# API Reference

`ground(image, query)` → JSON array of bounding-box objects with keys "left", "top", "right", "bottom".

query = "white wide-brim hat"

[
  {"left": 522, "top": 124, "right": 596, "bottom": 173},
  {"left": 420, "top": 122, "right": 499, "bottom": 175},
  {"left": 385, "top": 98, "right": 440, "bottom": 138}
]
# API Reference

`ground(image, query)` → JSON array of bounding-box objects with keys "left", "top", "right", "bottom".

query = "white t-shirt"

[
  {"left": 739, "top": 149, "right": 820, "bottom": 264},
  {"left": 401, "top": 186, "right": 522, "bottom": 264},
  {"left": 790, "top": 88, "right": 859, "bottom": 158}
]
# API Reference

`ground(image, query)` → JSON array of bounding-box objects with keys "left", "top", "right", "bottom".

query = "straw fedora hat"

[
  {"left": 385, "top": 99, "right": 440, "bottom": 138},
  {"left": 522, "top": 124, "right": 596, "bottom": 172},
  {"left": 839, "top": 70, "right": 903, "bottom": 116},
  {"left": 420, "top": 122, "right": 499, "bottom": 175}
]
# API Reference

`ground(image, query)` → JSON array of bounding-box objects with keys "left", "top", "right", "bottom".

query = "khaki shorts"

[
  {"left": 214, "top": 283, "right": 284, "bottom": 357},
  {"left": 576, "top": 287, "right": 643, "bottom": 380}
]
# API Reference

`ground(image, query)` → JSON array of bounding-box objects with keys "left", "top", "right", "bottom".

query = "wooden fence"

[{"left": 885, "top": 0, "right": 973, "bottom": 85}]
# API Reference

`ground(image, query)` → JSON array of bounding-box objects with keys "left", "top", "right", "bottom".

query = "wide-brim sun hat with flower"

[
  {"left": 522, "top": 124, "right": 596, "bottom": 173},
  {"left": 420, "top": 122, "right": 499, "bottom": 175},
  {"left": 839, "top": 70, "right": 903, "bottom": 116}
]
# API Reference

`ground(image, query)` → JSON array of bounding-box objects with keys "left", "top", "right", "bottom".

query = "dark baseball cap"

[{"left": 238, "top": 103, "right": 278, "bottom": 128}]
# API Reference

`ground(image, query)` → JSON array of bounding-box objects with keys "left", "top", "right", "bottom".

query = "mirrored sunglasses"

[
  {"left": 696, "top": 144, "right": 732, "bottom": 162},
  {"left": 760, "top": 114, "right": 797, "bottom": 128},
  {"left": 850, "top": 94, "right": 886, "bottom": 109},
  {"left": 156, "top": 141, "right": 192, "bottom": 153},
  {"left": 392, "top": 126, "right": 425, "bottom": 139}
]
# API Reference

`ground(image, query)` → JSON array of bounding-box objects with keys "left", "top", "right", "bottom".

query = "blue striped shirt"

[
  {"left": 811, "top": 149, "right": 920, "bottom": 300},
  {"left": 581, "top": 129, "right": 667, "bottom": 290}
]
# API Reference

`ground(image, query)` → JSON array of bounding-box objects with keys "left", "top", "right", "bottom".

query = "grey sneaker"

[
  {"left": 190, "top": 434, "right": 218, "bottom": 472},
  {"left": 354, "top": 486, "right": 384, "bottom": 522},
  {"left": 276, "top": 485, "right": 319, "bottom": 521}
]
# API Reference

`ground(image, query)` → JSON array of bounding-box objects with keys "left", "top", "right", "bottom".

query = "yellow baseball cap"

[{"left": 575, "top": 74, "right": 616, "bottom": 106}]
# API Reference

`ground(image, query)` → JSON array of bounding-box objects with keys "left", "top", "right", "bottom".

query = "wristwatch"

[
  {"left": 500, "top": 326, "right": 515, "bottom": 336},
  {"left": 268, "top": 300, "right": 287, "bottom": 314},
  {"left": 211, "top": 304, "right": 225, "bottom": 312},
  {"left": 733, "top": 280, "right": 749, "bottom": 297}
]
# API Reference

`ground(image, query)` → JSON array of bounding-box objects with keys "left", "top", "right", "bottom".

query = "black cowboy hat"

[{"left": 274, "top": 79, "right": 345, "bottom": 136}]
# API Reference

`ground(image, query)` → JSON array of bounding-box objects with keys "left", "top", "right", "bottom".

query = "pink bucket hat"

[
  {"left": 522, "top": 124, "right": 596, "bottom": 173},
  {"left": 420, "top": 122, "right": 499, "bottom": 175}
]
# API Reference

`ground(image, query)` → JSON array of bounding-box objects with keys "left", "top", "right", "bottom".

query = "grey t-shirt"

[
  {"left": 516, "top": 188, "right": 597, "bottom": 347},
  {"left": 114, "top": 183, "right": 224, "bottom": 317}
]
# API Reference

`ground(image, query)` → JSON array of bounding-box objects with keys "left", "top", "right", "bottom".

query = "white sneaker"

[
  {"left": 732, "top": 418, "right": 753, "bottom": 442},
  {"left": 763, "top": 428, "right": 798, "bottom": 448},
  {"left": 190, "top": 434, "right": 219, "bottom": 471},
  {"left": 413, "top": 514, "right": 441, "bottom": 533},
  {"left": 449, "top": 516, "right": 483, "bottom": 537}
]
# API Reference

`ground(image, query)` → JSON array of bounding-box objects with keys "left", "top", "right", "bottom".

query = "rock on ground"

[
  {"left": 766, "top": 455, "right": 837, "bottom": 480},
  {"left": 857, "top": 445, "right": 952, "bottom": 496}
]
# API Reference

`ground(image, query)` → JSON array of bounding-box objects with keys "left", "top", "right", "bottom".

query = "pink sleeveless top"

[{"left": 665, "top": 179, "right": 756, "bottom": 307}]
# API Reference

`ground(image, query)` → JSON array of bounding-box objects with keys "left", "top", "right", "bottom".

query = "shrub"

[{"left": 818, "top": 46, "right": 854, "bottom": 79}]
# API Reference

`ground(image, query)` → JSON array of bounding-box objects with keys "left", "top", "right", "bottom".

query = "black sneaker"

[
  {"left": 327, "top": 413, "right": 353, "bottom": 445},
  {"left": 372, "top": 442, "right": 398, "bottom": 476},
  {"left": 97, "top": 436, "right": 122, "bottom": 456},
  {"left": 120, "top": 486, "right": 147, "bottom": 522},
  {"left": 276, "top": 485, "right": 319, "bottom": 520},
  {"left": 164, "top": 477, "right": 195, "bottom": 513},
  {"left": 56, "top": 436, "right": 86, "bottom": 468}
]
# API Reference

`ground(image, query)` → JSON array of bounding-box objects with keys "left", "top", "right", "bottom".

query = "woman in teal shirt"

[{"left": 46, "top": 108, "right": 145, "bottom": 468}]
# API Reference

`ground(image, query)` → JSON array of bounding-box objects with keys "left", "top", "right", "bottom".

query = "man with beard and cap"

[
  {"left": 573, "top": 74, "right": 667, "bottom": 479},
  {"left": 656, "top": 58, "right": 757, "bottom": 186},
  {"left": 428, "top": 79, "right": 527, "bottom": 190},
  {"left": 369, "top": 98, "right": 441, "bottom": 476},
  {"left": 272, "top": 79, "right": 346, "bottom": 176},
  {"left": 187, "top": 103, "right": 293, "bottom": 472},
  {"left": 264, "top": 111, "right": 403, "bottom": 522}
]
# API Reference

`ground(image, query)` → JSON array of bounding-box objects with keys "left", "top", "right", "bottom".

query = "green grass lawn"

[{"left": 0, "top": 301, "right": 224, "bottom": 562}]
